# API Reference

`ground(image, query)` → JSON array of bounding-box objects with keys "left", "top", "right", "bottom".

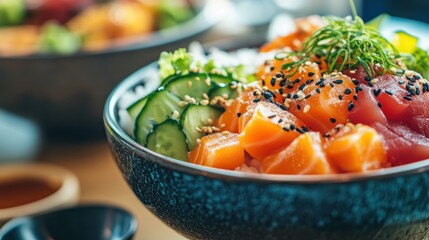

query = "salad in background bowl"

[
  {"left": 0, "top": 0, "right": 219, "bottom": 140},
  {"left": 104, "top": 6, "right": 429, "bottom": 239},
  {"left": 0, "top": 0, "right": 195, "bottom": 56}
]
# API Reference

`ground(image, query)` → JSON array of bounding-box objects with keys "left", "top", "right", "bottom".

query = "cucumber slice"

[
  {"left": 164, "top": 73, "right": 213, "bottom": 101},
  {"left": 135, "top": 89, "right": 184, "bottom": 145},
  {"left": 127, "top": 94, "right": 150, "bottom": 121},
  {"left": 210, "top": 74, "right": 235, "bottom": 85},
  {"left": 146, "top": 119, "right": 188, "bottom": 161},
  {"left": 180, "top": 104, "right": 223, "bottom": 150},
  {"left": 209, "top": 81, "right": 240, "bottom": 101}
]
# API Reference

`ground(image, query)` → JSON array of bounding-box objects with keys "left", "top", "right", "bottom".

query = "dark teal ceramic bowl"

[
  {"left": 0, "top": 0, "right": 217, "bottom": 140},
  {"left": 104, "top": 63, "right": 429, "bottom": 240},
  {"left": 0, "top": 204, "right": 137, "bottom": 240}
]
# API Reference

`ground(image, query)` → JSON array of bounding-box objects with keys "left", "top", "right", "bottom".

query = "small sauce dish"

[
  {"left": 0, "top": 163, "right": 79, "bottom": 224},
  {"left": 0, "top": 204, "right": 137, "bottom": 240}
]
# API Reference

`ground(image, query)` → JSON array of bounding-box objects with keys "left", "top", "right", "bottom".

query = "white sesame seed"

[
  {"left": 303, "top": 105, "right": 310, "bottom": 113},
  {"left": 172, "top": 111, "right": 180, "bottom": 120}
]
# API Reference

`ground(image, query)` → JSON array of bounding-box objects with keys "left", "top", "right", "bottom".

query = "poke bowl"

[
  {"left": 104, "top": 14, "right": 429, "bottom": 240},
  {"left": 0, "top": 0, "right": 218, "bottom": 139}
]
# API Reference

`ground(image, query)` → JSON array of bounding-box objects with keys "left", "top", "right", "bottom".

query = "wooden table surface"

[{"left": 39, "top": 141, "right": 186, "bottom": 240}]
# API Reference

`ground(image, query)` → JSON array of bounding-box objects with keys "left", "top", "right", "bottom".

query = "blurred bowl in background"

[
  {"left": 0, "top": 0, "right": 220, "bottom": 140},
  {"left": 0, "top": 164, "right": 79, "bottom": 225}
]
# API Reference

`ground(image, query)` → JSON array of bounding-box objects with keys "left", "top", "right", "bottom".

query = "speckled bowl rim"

[
  {"left": 104, "top": 62, "right": 429, "bottom": 184},
  {"left": 0, "top": 0, "right": 219, "bottom": 60}
]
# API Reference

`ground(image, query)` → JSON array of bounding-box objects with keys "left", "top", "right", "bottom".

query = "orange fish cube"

[{"left": 262, "top": 132, "right": 333, "bottom": 175}]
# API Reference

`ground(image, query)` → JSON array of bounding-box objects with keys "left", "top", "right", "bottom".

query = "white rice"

[{"left": 118, "top": 42, "right": 278, "bottom": 137}]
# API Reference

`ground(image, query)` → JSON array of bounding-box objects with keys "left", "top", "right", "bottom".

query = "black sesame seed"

[
  {"left": 423, "top": 83, "right": 429, "bottom": 93},
  {"left": 296, "top": 128, "right": 304, "bottom": 134},
  {"left": 353, "top": 95, "right": 358, "bottom": 101},
  {"left": 414, "top": 74, "right": 421, "bottom": 80},
  {"left": 330, "top": 118, "right": 336, "bottom": 123},
  {"left": 287, "top": 85, "right": 294, "bottom": 89},
  {"left": 268, "top": 114, "right": 276, "bottom": 118},
  {"left": 290, "top": 124, "right": 296, "bottom": 130},
  {"left": 253, "top": 98, "right": 261, "bottom": 103},
  {"left": 302, "top": 126, "right": 310, "bottom": 132},
  {"left": 299, "top": 83, "right": 306, "bottom": 91},
  {"left": 282, "top": 127, "right": 290, "bottom": 132},
  {"left": 276, "top": 103, "right": 288, "bottom": 111},
  {"left": 404, "top": 96, "right": 412, "bottom": 101},
  {"left": 348, "top": 102, "right": 355, "bottom": 111},
  {"left": 279, "top": 88, "right": 284, "bottom": 95},
  {"left": 364, "top": 76, "right": 371, "bottom": 82},
  {"left": 373, "top": 89, "right": 381, "bottom": 97},
  {"left": 270, "top": 77, "right": 276, "bottom": 87},
  {"left": 308, "top": 72, "right": 315, "bottom": 77},
  {"left": 278, "top": 119, "right": 283, "bottom": 123},
  {"left": 398, "top": 80, "right": 405, "bottom": 84},
  {"left": 292, "top": 94, "right": 299, "bottom": 99},
  {"left": 406, "top": 76, "right": 415, "bottom": 82},
  {"left": 378, "top": 102, "right": 382, "bottom": 108},
  {"left": 333, "top": 80, "right": 343, "bottom": 84},
  {"left": 344, "top": 88, "right": 352, "bottom": 95},
  {"left": 385, "top": 90, "right": 393, "bottom": 95},
  {"left": 338, "top": 95, "right": 343, "bottom": 100},
  {"left": 279, "top": 79, "right": 287, "bottom": 87},
  {"left": 316, "top": 88, "right": 321, "bottom": 93},
  {"left": 270, "top": 66, "right": 275, "bottom": 70},
  {"left": 297, "top": 105, "right": 301, "bottom": 110},
  {"left": 329, "top": 83, "right": 335, "bottom": 88},
  {"left": 276, "top": 73, "right": 282, "bottom": 78},
  {"left": 262, "top": 80, "right": 265, "bottom": 86},
  {"left": 352, "top": 79, "right": 359, "bottom": 85},
  {"left": 305, "top": 94, "right": 312, "bottom": 99},
  {"left": 286, "top": 93, "right": 292, "bottom": 99},
  {"left": 294, "top": 79, "right": 301, "bottom": 83},
  {"left": 320, "top": 83, "right": 326, "bottom": 88},
  {"left": 237, "top": 112, "right": 241, "bottom": 117},
  {"left": 368, "top": 81, "right": 374, "bottom": 87},
  {"left": 408, "top": 81, "right": 414, "bottom": 86},
  {"left": 263, "top": 92, "right": 273, "bottom": 99},
  {"left": 306, "top": 79, "right": 314, "bottom": 85},
  {"left": 416, "top": 87, "right": 421, "bottom": 95}
]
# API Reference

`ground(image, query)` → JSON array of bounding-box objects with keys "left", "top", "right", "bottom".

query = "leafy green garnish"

[
  {"left": 158, "top": 48, "right": 193, "bottom": 80},
  {"left": 39, "top": 22, "right": 82, "bottom": 55},
  {"left": 282, "top": 15, "right": 403, "bottom": 78}
]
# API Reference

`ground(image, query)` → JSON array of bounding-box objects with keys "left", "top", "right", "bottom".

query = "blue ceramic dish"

[
  {"left": 104, "top": 64, "right": 429, "bottom": 240},
  {"left": 0, "top": 204, "right": 137, "bottom": 240}
]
